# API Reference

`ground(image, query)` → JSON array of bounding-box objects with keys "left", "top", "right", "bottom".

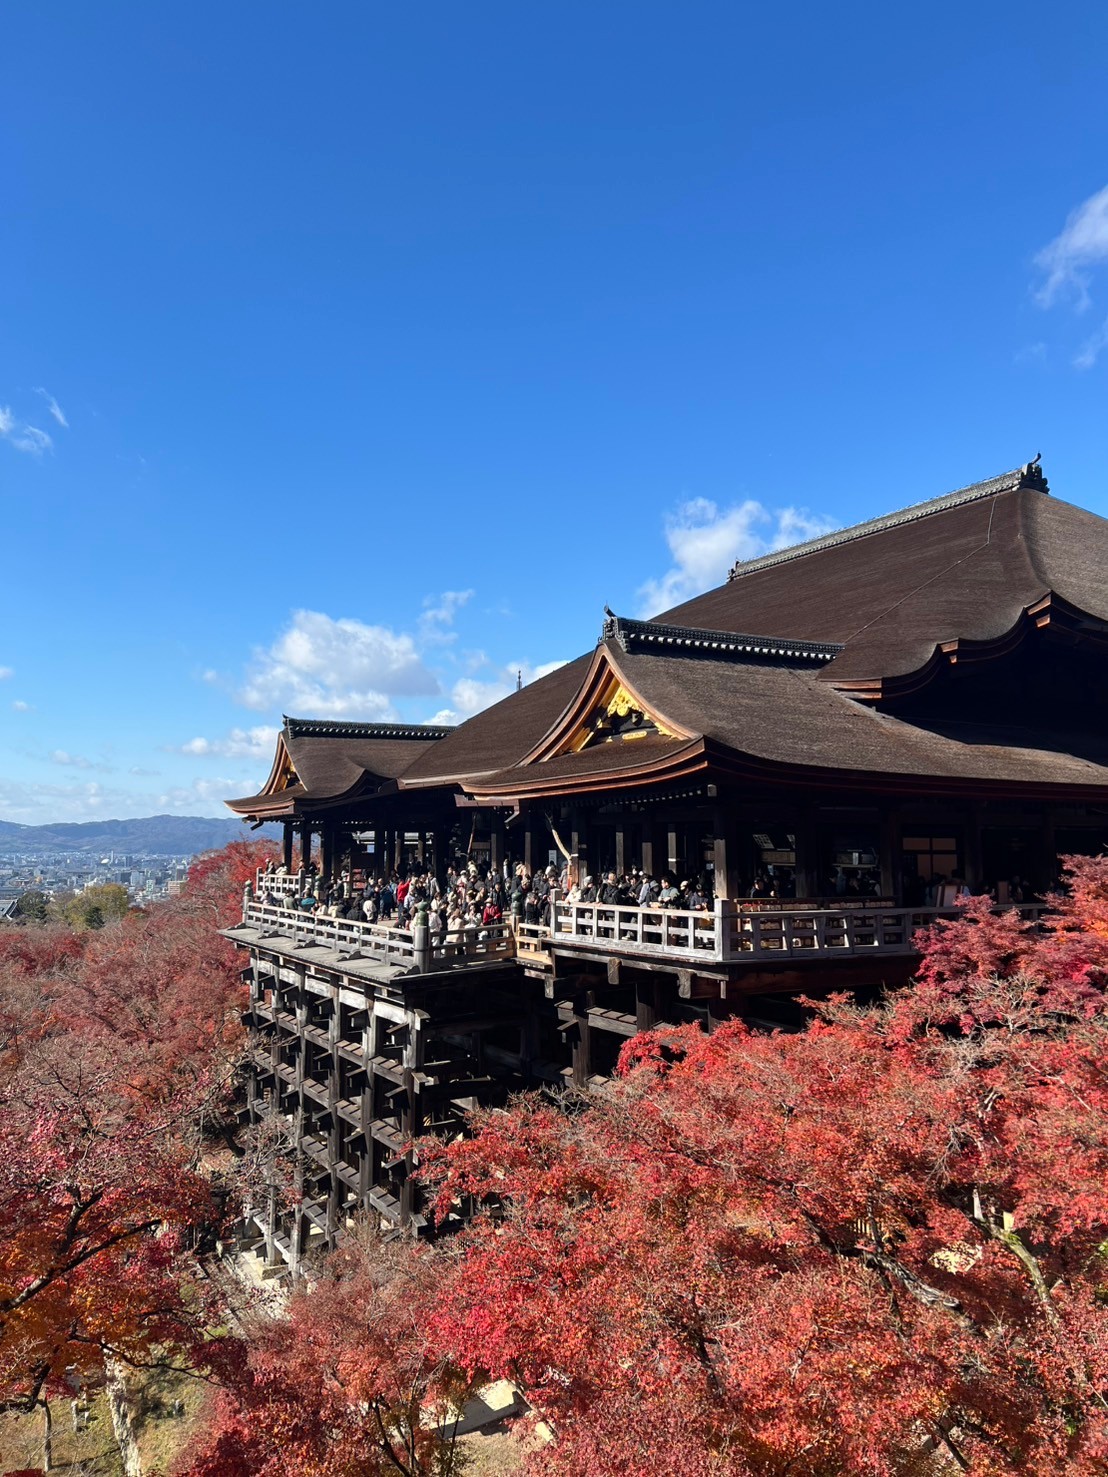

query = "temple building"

[{"left": 223, "top": 458, "right": 1108, "bottom": 1268}]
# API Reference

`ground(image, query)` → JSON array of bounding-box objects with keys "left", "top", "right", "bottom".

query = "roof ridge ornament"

[
  {"left": 283, "top": 718, "right": 455, "bottom": 740},
  {"left": 601, "top": 612, "right": 842, "bottom": 664},
  {"left": 725, "top": 459, "right": 1050, "bottom": 583}
]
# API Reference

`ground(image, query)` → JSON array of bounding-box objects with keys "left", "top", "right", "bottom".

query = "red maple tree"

[
  {"left": 0, "top": 842, "right": 269, "bottom": 1430},
  {"left": 420, "top": 859, "right": 1108, "bottom": 1474},
  {"left": 177, "top": 1235, "right": 478, "bottom": 1477}
]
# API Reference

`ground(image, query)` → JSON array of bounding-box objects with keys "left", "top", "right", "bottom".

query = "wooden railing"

[
  {"left": 256, "top": 870, "right": 303, "bottom": 899},
  {"left": 241, "top": 900, "right": 515, "bottom": 972},
  {"left": 550, "top": 899, "right": 1048, "bottom": 965}
]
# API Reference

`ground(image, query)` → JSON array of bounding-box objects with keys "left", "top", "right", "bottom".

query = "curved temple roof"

[
  {"left": 228, "top": 460, "right": 1108, "bottom": 816},
  {"left": 656, "top": 460, "right": 1108, "bottom": 689},
  {"left": 226, "top": 718, "right": 454, "bottom": 820}
]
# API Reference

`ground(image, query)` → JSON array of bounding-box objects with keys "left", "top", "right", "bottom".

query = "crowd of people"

[{"left": 256, "top": 855, "right": 722, "bottom": 941}]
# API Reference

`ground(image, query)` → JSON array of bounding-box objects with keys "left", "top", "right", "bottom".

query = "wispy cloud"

[
  {"left": 418, "top": 589, "right": 475, "bottom": 647},
  {"left": 175, "top": 725, "right": 280, "bottom": 760},
  {"left": 0, "top": 406, "right": 52, "bottom": 456},
  {"left": 50, "top": 749, "right": 113, "bottom": 773},
  {"left": 421, "top": 589, "right": 474, "bottom": 626},
  {"left": 0, "top": 666, "right": 12, "bottom": 680},
  {"left": 1033, "top": 185, "right": 1108, "bottom": 367},
  {"left": 1074, "top": 316, "right": 1108, "bottom": 371},
  {"left": 34, "top": 387, "right": 68, "bottom": 428},
  {"left": 636, "top": 497, "right": 837, "bottom": 617},
  {"left": 1035, "top": 185, "right": 1108, "bottom": 310},
  {"left": 236, "top": 610, "right": 440, "bottom": 719},
  {"left": 12, "top": 700, "right": 32, "bottom": 712},
  {"left": 429, "top": 659, "right": 568, "bottom": 725}
]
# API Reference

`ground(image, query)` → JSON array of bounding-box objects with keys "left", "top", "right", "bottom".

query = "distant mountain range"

[{"left": 0, "top": 815, "right": 279, "bottom": 857}]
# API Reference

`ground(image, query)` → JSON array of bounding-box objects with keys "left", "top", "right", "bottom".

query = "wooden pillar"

[
  {"left": 431, "top": 826, "right": 446, "bottom": 878},
  {"left": 965, "top": 805, "right": 984, "bottom": 892},
  {"left": 879, "top": 810, "right": 899, "bottom": 902},
  {"left": 490, "top": 818, "right": 503, "bottom": 874},
  {"left": 320, "top": 824, "right": 335, "bottom": 883},
  {"left": 641, "top": 828, "right": 655, "bottom": 880},
  {"left": 572, "top": 987, "right": 594, "bottom": 1088},
  {"left": 793, "top": 814, "right": 819, "bottom": 900},
  {"left": 523, "top": 810, "right": 534, "bottom": 873},
  {"left": 299, "top": 821, "right": 312, "bottom": 872},
  {"left": 614, "top": 823, "right": 626, "bottom": 877},
  {"left": 1040, "top": 812, "right": 1058, "bottom": 895},
  {"left": 712, "top": 805, "right": 743, "bottom": 900},
  {"left": 666, "top": 825, "right": 679, "bottom": 877},
  {"left": 282, "top": 821, "right": 294, "bottom": 872},
  {"left": 707, "top": 982, "right": 730, "bottom": 1034},
  {"left": 635, "top": 976, "right": 664, "bottom": 1032}
]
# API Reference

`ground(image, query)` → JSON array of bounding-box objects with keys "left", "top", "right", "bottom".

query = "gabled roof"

[
  {"left": 467, "top": 631, "right": 1108, "bottom": 802},
  {"left": 227, "top": 459, "right": 1108, "bottom": 815},
  {"left": 227, "top": 717, "right": 453, "bottom": 819},
  {"left": 399, "top": 655, "right": 593, "bottom": 788}
]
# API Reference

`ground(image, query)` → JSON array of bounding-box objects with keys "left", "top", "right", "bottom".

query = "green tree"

[
  {"left": 52, "top": 884, "right": 131, "bottom": 930},
  {"left": 13, "top": 891, "right": 48, "bottom": 924}
]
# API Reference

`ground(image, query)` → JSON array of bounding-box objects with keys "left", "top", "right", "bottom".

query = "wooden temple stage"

[{"left": 222, "top": 457, "right": 1108, "bottom": 1270}]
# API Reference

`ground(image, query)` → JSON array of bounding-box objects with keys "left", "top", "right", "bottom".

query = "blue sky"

[{"left": 3, "top": 1, "right": 1108, "bottom": 824}]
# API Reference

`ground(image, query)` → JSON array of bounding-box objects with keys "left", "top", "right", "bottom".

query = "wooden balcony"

[
  {"left": 239, "top": 899, "right": 516, "bottom": 973},
  {"left": 549, "top": 898, "right": 1047, "bottom": 967}
]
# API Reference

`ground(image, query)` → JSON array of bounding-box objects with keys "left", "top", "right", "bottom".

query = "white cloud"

[
  {"left": 1035, "top": 184, "right": 1108, "bottom": 310},
  {"left": 34, "top": 388, "right": 68, "bottom": 428},
  {"left": 0, "top": 666, "right": 12, "bottom": 680},
  {"left": 11, "top": 699, "right": 31, "bottom": 712},
  {"left": 1074, "top": 315, "right": 1108, "bottom": 370},
  {"left": 176, "top": 725, "right": 280, "bottom": 759},
  {"left": 157, "top": 777, "right": 252, "bottom": 809},
  {"left": 430, "top": 659, "right": 569, "bottom": 724},
  {"left": 0, "top": 779, "right": 123, "bottom": 824},
  {"left": 418, "top": 589, "right": 475, "bottom": 648},
  {"left": 50, "top": 749, "right": 112, "bottom": 773},
  {"left": 0, "top": 408, "right": 52, "bottom": 456},
  {"left": 0, "top": 772, "right": 250, "bottom": 825},
  {"left": 636, "top": 497, "right": 837, "bottom": 617},
  {"left": 421, "top": 589, "right": 474, "bottom": 626},
  {"left": 237, "top": 609, "right": 440, "bottom": 718}
]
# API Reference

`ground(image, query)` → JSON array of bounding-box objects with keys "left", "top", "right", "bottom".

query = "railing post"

[
  {"left": 411, "top": 901, "right": 431, "bottom": 975},
  {"left": 243, "top": 879, "right": 253, "bottom": 923}
]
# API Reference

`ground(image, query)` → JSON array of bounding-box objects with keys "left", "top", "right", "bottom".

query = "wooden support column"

[
  {"left": 666, "top": 826, "right": 679, "bottom": 877},
  {"left": 282, "top": 821, "right": 294, "bottom": 872},
  {"left": 793, "top": 815, "right": 819, "bottom": 900},
  {"left": 965, "top": 804, "right": 984, "bottom": 892},
  {"left": 299, "top": 821, "right": 312, "bottom": 874},
  {"left": 635, "top": 976, "right": 665, "bottom": 1032},
  {"left": 707, "top": 981, "right": 730, "bottom": 1033},
  {"left": 1040, "top": 812, "right": 1058, "bottom": 894},
  {"left": 523, "top": 810, "right": 535, "bottom": 873},
  {"left": 320, "top": 824, "right": 335, "bottom": 883},
  {"left": 640, "top": 827, "right": 655, "bottom": 879},
  {"left": 431, "top": 826, "right": 446, "bottom": 878},
  {"left": 490, "top": 818, "right": 503, "bottom": 874},
  {"left": 572, "top": 987, "right": 594, "bottom": 1088},
  {"left": 879, "top": 809, "right": 900, "bottom": 902},
  {"left": 614, "top": 823, "right": 626, "bottom": 877},
  {"left": 712, "top": 805, "right": 743, "bottom": 900}
]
